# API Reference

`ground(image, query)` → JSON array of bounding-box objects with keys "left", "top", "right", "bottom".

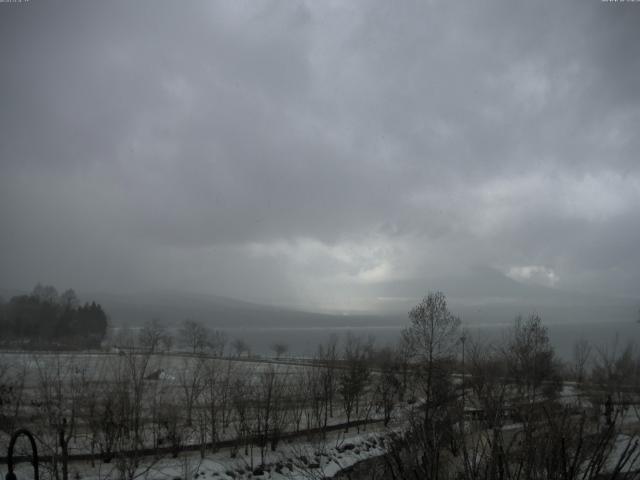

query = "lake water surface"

[{"left": 214, "top": 320, "right": 640, "bottom": 361}]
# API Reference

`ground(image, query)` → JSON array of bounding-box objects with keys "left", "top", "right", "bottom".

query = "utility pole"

[{"left": 460, "top": 330, "right": 467, "bottom": 415}]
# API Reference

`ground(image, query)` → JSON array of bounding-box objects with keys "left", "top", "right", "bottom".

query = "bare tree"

[
  {"left": 210, "top": 330, "right": 228, "bottom": 357},
  {"left": 179, "top": 318, "right": 211, "bottom": 354},
  {"left": 572, "top": 337, "right": 592, "bottom": 383},
  {"left": 230, "top": 372, "right": 251, "bottom": 458},
  {"left": 138, "top": 318, "right": 172, "bottom": 353},
  {"left": 0, "top": 355, "right": 27, "bottom": 437},
  {"left": 110, "top": 348, "right": 161, "bottom": 480},
  {"left": 403, "top": 291, "right": 461, "bottom": 405},
  {"left": 301, "top": 361, "right": 326, "bottom": 432},
  {"left": 59, "top": 288, "right": 78, "bottom": 308},
  {"left": 201, "top": 358, "right": 222, "bottom": 451},
  {"left": 232, "top": 338, "right": 251, "bottom": 357},
  {"left": 396, "top": 291, "right": 461, "bottom": 478},
  {"left": 271, "top": 342, "right": 289, "bottom": 359},
  {"left": 395, "top": 335, "right": 413, "bottom": 402},
  {"left": 33, "top": 354, "right": 86, "bottom": 480},
  {"left": 255, "top": 364, "right": 289, "bottom": 465},
  {"left": 32, "top": 283, "right": 59, "bottom": 303},
  {"left": 460, "top": 338, "right": 511, "bottom": 480},
  {"left": 589, "top": 340, "right": 640, "bottom": 423},
  {"left": 339, "top": 334, "right": 371, "bottom": 431},
  {"left": 92, "top": 371, "right": 123, "bottom": 463},
  {"left": 505, "top": 313, "right": 560, "bottom": 403},
  {"left": 157, "top": 399, "right": 183, "bottom": 458},
  {"left": 316, "top": 334, "right": 339, "bottom": 422},
  {"left": 289, "top": 369, "right": 312, "bottom": 432},
  {"left": 113, "top": 326, "right": 136, "bottom": 350},
  {"left": 177, "top": 356, "right": 206, "bottom": 427},
  {"left": 373, "top": 347, "right": 400, "bottom": 426},
  {"left": 219, "top": 359, "right": 235, "bottom": 434},
  {"left": 77, "top": 356, "right": 114, "bottom": 467}
]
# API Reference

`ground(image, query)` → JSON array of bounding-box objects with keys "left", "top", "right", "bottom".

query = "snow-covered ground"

[{"left": 9, "top": 426, "right": 391, "bottom": 480}]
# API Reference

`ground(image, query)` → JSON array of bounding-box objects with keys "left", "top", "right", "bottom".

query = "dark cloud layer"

[{"left": 1, "top": 0, "right": 639, "bottom": 311}]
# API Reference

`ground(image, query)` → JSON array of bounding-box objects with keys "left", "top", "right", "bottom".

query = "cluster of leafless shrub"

[
  {"left": 377, "top": 292, "right": 640, "bottom": 480},
  {"left": 0, "top": 332, "right": 403, "bottom": 479},
  {"left": 3, "top": 293, "right": 640, "bottom": 480}
]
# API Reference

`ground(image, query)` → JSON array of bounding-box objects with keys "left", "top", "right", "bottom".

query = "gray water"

[{"left": 215, "top": 320, "right": 640, "bottom": 361}]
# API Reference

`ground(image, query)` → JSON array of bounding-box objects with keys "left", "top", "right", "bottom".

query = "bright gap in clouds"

[{"left": 506, "top": 265, "right": 559, "bottom": 288}]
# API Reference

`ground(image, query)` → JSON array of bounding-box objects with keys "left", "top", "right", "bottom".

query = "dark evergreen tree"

[{"left": 0, "top": 284, "right": 108, "bottom": 349}]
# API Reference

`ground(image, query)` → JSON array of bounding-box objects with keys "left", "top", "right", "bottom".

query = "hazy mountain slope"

[
  {"left": 3, "top": 267, "right": 637, "bottom": 329},
  {"left": 87, "top": 290, "right": 403, "bottom": 328}
]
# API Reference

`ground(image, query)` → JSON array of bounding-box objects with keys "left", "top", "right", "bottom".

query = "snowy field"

[
  {"left": 0, "top": 350, "right": 397, "bottom": 480},
  {"left": 4, "top": 352, "right": 640, "bottom": 479}
]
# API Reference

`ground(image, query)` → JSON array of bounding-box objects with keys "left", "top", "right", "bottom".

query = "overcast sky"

[{"left": 1, "top": 0, "right": 639, "bottom": 312}]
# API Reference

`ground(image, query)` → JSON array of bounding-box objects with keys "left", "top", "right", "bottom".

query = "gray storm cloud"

[{"left": 1, "top": 0, "right": 639, "bottom": 311}]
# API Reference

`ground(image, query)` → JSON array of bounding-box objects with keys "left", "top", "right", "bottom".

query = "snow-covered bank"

[{"left": 8, "top": 428, "right": 390, "bottom": 480}]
